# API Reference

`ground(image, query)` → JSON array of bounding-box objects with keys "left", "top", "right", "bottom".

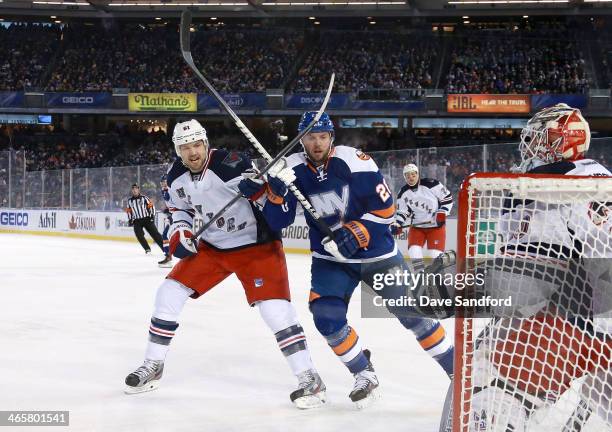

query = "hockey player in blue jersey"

[
  {"left": 157, "top": 174, "right": 173, "bottom": 268},
  {"left": 239, "top": 111, "right": 454, "bottom": 408}
]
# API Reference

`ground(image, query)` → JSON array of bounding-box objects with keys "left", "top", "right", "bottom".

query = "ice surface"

[{"left": 1, "top": 235, "right": 452, "bottom": 432}]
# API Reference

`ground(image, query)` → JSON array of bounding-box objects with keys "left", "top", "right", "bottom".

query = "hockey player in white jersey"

[
  {"left": 467, "top": 104, "right": 612, "bottom": 431},
  {"left": 392, "top": 164, "right": 453, "bottom": 259},
  {"left": 124, "top": 119, "right": 326, "bottom": 409}
]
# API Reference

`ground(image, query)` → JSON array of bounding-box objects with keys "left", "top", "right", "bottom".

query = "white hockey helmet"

[
  {"left": 403, "top": 163, "right": 419, "bottom": 176},
  {"left": 172, "top": 119, "right": 208, "bottom": 156},
  {"left": 519, "top": 103, "right": 590, "bottom": 171}
]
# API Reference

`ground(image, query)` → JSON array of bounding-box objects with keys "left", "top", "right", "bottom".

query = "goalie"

[{"left": 465, "top": 104, "right": 612, "bottom": 431}]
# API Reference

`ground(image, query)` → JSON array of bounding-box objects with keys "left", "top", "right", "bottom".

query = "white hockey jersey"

[
  {"left": 396, "top": 178, "right": 453, "bottom": 228},
  {"left": 166, "top": 149, "right": 279, "bottom": 250},
  {"left": 499, "top": 158, "right": 611, "bottom": 259},
  {"left": 499, "top": 158, "right": 612, "bottom": 334}
]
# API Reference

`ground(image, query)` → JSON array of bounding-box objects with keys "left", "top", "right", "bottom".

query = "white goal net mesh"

[{"left": 454, "top": 175, "right": 612, "bottom": 432}]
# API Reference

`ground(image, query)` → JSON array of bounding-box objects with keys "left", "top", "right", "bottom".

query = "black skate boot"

[
  {"left": 158, "top": 255, "right": 173, "bottom": 268},
  {"left": 290, "top": 369, "right": 327, "bottom": 409},
  {"left": 349, "top": 349, "right": 380, "bottom": 409},
  {"left": 125, "top": 359, "right": 164, "bottom": 394}
]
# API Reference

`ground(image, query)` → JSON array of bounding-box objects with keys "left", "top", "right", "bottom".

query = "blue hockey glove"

[
  {"left": 332, "top": 221, "right": 370, "bottom": 258},
  {"left": 238, "top": 168, "right": 266, "bottom": 201}
]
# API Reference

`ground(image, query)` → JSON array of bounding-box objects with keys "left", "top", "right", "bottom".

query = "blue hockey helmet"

[
  {"left": 298, "top": 111, "right": 334, "bottom": 136},
  {"left": 298, "top": 112, "right": 335, "bottom": 165}
]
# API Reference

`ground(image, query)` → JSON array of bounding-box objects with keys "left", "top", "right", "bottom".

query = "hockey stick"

[
  {"left": 180, "top": 11, "right": 343, "bottom": 258},
  {"left": 190, "top": 75, "right": 335, "bottom": 241},
  {"left": 400, "top": 221, "right": 442, "bottom": 229},
  {"left": 562, "top": 398, "right": 592, "bottom": 432}
]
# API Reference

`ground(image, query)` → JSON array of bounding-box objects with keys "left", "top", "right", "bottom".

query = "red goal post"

[{"left": 453, "top": 172, "right": 612, "bottom": 432}]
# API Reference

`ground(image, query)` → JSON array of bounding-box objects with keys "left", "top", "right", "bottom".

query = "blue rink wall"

[{"left": 0, "top": 208, "right": 458, "bottom": 255}]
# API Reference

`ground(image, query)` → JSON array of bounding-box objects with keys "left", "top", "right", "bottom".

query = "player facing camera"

[
  {"left": 298, "top": 111, "right": 335, "bottom": 165},
  {"left": 172, "top": 119, "right": 209, "bottom": 173}
]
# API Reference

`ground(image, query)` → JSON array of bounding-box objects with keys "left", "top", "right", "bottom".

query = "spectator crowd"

[
  {"left": 0, "top": 21, "right": 608, "bottom": 94},
  {"left": 290, "top": 31, "right": 438, "bottom": 92}
]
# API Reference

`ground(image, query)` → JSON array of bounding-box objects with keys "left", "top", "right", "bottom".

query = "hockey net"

[{"left": 454, "top": 173, "right": 612, "bottom": 432}]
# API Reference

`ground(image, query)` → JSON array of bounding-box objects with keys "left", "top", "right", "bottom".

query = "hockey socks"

[
  {"left": 143, "top": 279, "right": 193, "bottom": 361},
  {"left": 145, "top": 317, "right": 179, "bottom": 361},
  {"left": 274, "top": 324, "right": 314, "bottom": 375},
  {"left": 327, "top": 324, "right": 369, "bottom": 373},
  {"left": 311, "top": 297, "right": 369, "bottom": 374},
  {"left": 397, "top": 317, "right": 454, "bottom": 377},
  {"left": 258, "top": 299, "right": 315, "bottom": 375}
]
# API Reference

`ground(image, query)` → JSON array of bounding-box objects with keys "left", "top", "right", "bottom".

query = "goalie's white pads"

[
  {"left": 471, "top": 386, "right": 528, "bottom": 432},
  {"left": 583, "top": 368, "right": 612, "bottom": 425}
]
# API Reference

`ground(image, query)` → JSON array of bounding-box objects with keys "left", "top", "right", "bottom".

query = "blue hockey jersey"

[{"left": 262, "top": 146, "right": 397, "bottom": 262}]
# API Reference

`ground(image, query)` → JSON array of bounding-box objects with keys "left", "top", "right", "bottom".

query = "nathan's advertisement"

[{"left": 128, "top": 93, "right": 197, "bottom": 112}]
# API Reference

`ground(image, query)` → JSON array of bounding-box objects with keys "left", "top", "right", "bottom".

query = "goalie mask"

[{"left": 519, "top": 104, "right": 590, "bottom": 172}]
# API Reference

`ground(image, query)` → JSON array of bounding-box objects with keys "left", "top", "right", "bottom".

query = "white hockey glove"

[
  {"left": 168, "top": 222, "right": 198, "bottom": 259},
  {"left": 265, "top": 159, "right": 296, "bottom": 204},
  {"left": 267, "top": 158, "right": 296, "bottom": 186}
]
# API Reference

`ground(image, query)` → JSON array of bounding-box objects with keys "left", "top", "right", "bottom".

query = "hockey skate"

[
  {"left": 427, "top": 250, "right": 456, "bottom": 272},
  {"left": 349, "top": 349, "right": 380, "bottom": 409},
  {"left": 158, "top": 255, "right": 173, "bottom": 268},
  {"left": 124, "top": 359, "right": 164, "bottom": 394},
  {"left": 290, "top": 369, "right": 327, "bottom": 409}
]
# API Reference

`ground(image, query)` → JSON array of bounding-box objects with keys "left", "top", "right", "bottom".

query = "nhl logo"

[{"left": 176, "top": 187, "right": 186, "bottom": 199}]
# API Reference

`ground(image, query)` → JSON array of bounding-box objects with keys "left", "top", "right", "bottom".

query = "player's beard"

[
  {"left": 305, "top": 143, "right": 332, "bottom": 166},
  {"left": 182, "top": 148, "right": 208, "bottom": 173}
]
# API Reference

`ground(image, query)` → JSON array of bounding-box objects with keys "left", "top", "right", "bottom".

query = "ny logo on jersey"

[{"left": 309, "top": 185, "right": 349, "bottom": 219}]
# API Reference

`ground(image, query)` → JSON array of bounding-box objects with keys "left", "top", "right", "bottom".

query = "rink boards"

[{"left": 0, "top": 207, "right": 457, "bottom": 255}]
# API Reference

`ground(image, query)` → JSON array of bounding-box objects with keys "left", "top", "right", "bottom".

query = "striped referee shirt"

[{"left": 126, "top": 195, "right": 155, "bottom": 222}]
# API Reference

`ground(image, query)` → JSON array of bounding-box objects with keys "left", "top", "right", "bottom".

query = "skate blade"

[
  {"left": 293, "top": 391, "right": 327, "bottom": 410},
  {"left": 158, "top": 262, "right": 173, "bottom": 268},
  {"left": 124, "top": 380, "right": 160, "bottom": 395},
  {"left": 353, "top": 388, "right": 381, "bottom": 410}
]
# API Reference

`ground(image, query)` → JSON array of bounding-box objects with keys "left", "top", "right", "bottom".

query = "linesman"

[{"left": 126, "top": 184, "right": 165, "bottom": 255}]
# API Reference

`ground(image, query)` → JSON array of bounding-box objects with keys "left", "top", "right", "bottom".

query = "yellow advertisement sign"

[{"left": 128, "top": 93, "right": 197, "bottom": 112}]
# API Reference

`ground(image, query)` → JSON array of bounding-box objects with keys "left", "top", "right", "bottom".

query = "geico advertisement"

[
  {"left": 0, "top": 209, "right": 130, "bottom": 237},
  {"left": 0, "top": 209, "right": 457, "bottom": 254}
]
